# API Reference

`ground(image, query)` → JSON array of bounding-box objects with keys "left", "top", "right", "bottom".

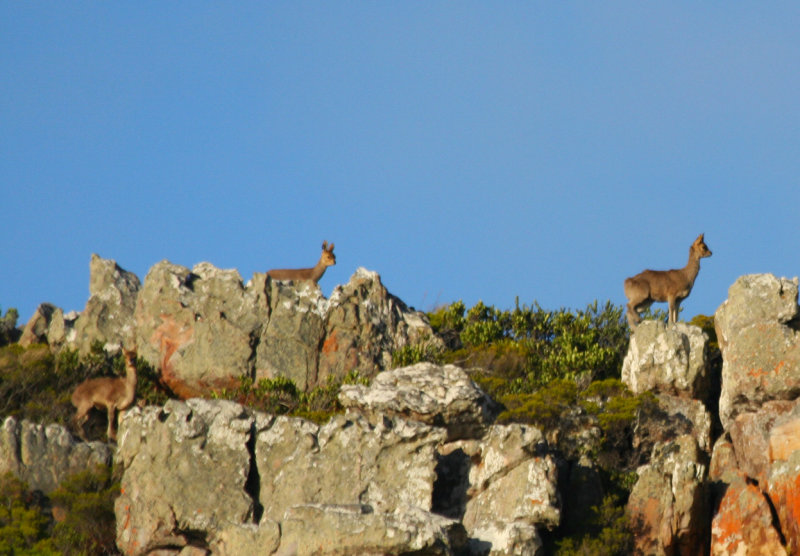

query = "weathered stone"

[
  {"left": 627, "top": 434, "right": 709, "bottom": 556},
  {"left": 339, "top": 362, "right": 498, "bottom": 441},
  {"left": 766, "top": 449, "right": 800, "bottom": 555},
  {"left": 710, "top": 477, "right": 786, "bottom": 556},
  {"left": 211, "top": 520, "right": 281, "bottom": 556},
  {"left": 256, "top": 412, "right": 445, "bottom": 521},
  {"left": 18, "top": 302, "right": 57, "bottom": 347},
  {"left": 0, "top": 417, "right": 112, "bottom": 493},
  {"left": 274, "top": 504, "right": 467, "bottom": 556},
  {"left": 134, "top": 261, "right": 266, "bottom": 398},
  {"left": 115, "top": 399, "right": 255, "bottom": 556},
  {"left": 634, "top": 394, "right": 713, "bottom": 461},
  {"left": 622, "top": 321, "right": 710, "bottom": 401},
  {"left": 254, "top": 277, "right": 327, "bottom": 390},
  {"left": 728, "top": 400, "right": 797, "bottom": 486},
  {"left": 466, "top": 521, "right": 543, "bottom": 556},
  {"left": 715, "top": 274, "right": 800, "bottom": 429},
  {"left": 72, "top": 254, "right": 141, "bottom": 354},
  {"left": 461, "top": 424, "right": 560, "bottom": 541},
  {"left": 318, "top": 268, "right": 441, "bottom": 383},
  {"left": 715, "top": 274, "right": 799, "bottom": 350},
  {"left": 45, "top": 307, "right": 79, "bottom": 350}
]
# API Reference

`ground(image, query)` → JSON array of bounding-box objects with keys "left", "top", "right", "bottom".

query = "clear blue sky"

[{"left": 2, "top": 3, "right": 799, "bottom": 325}]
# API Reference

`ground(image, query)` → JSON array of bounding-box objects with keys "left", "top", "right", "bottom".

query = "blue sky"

[{"left": 2, "top": 3, "right": 799, "bottom": 325}]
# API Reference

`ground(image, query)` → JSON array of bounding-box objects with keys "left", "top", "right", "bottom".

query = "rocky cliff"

[{"left": 7, "top": 261, "right": 800, "bottom": 555}]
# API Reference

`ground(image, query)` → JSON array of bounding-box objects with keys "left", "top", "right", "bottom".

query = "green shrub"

[
  {"left": 554, "top": 494, "right": 634, "bottom": 555},
  {"left": 0, "top": 307, "right": 19, "bottom": 347}
]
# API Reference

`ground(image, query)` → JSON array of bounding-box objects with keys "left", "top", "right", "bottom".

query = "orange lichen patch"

[
  {"left": 711, "top": 481, "right": 785, "bottom": 555},
  {"left": 322, "top": 330, "right": 340, "bottom": 354},
  {"left": 773, "top": 360, "right": 787, "bottom": 375},
  {"left": 747, "top": 367, "right": 768, "bottom": 380},
  {"left": 769, "top": 418, "right": 800, "bottom": 462},
  {"left": 768, "top": 465, "right": 800, "bottom": 553}
]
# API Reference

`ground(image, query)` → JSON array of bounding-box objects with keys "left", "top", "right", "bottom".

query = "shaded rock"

[
  {"left": 115, "top": 399, "right": 255, "bottom": 556},
  {"left": 318, "top": 268, "right": 441, "bottom": 383},
  {"left": 256, "top": 412, "right": 445, "bottom": 521},
  {"left": 18, "top": 302, "right": 57, "bottom": 347},
  {"left": 622, "top": 321, "right": 710, "bottom": 401},
  {"left": 634, "top": 394, "right": 713, "bottom": 464},
  {"left": 0, "top": 416, "right": 112, "bottom": 493},
  {"left": 339, "top": 362, "right": 498, "bottom": 441},
  {"left": 715, "top": 274, "right": 800, "bottom": 429},
  {"left": 72, "top": 254, "right": 141, "bottom": 354},
  {"left": 710, "top": 477, "right": 786, "bottom": 556},
  {"left": 45, "top": 307, "right": 79, "bottom": 350},
  {"left": 558, "top": 455, "right": 605, "bottom": 539},
  {"left": 627, "top": 434, "right": 709, "bottom": 556},
  {"left": 460, "top": 424, "right": 560, "bottom": 548},
  {"left": 766, "top": 449, "right": 800, "bottom": 554},
  {"left": 275, "top": 504, "right": 467, "bottom": 556}
]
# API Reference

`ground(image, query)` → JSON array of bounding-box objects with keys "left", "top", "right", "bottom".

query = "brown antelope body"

[
  {"left": 71, "top": 348, "right": 137, "bottom": 441},
  {"left": 267, "top": 241, "right": 336, "bottom": 284},
  {"left": 624, "top": 234, "right": 712, "bottom": 329}
]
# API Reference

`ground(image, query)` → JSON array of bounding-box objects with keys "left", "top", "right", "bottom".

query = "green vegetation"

[
  {"left": 211, "top": 370, "right": 370, "bottom": 424},
  {"left": 0, "top": 341, "right": 165, "bottom": 438},
  {"left": 0, "top": 466, "right": 119, "bottom": 556}
]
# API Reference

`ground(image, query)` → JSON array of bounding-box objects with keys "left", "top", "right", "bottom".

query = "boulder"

[
  {"left": 255, "top": 412, "right": 445, "bottom": 520},
  {"left": 727, "top": 400, "right": 797, "bottom": 486},
  {"left": 254, "top": 276, "right": 327, "bottom": 390},
  {"left": 627, "top": 434, "right": 709, "bottom": 556},
  {"left": 134, "top": 261, "right": 267, "bottom": 398},
  {"left": 318, "top": 268, "right": 441, "bottom": 383},
  {"left": 72, "top": 254, "right": 141, "bottom": 354},
  {"left": 622, "top": 321, "right": 710, "bottom": 401},
  {"left": 274, "top": 504, "right": 467, "bottom": 556},
  {"left": 339, "top": 362, "right": 498, "bottom": 441},
  {"left": 459, "top": 424, "right": 560, "bottom": 550},
  {"left": 634, "top": 394, "right": 713, "bottom": 461},
  {"left": 766, "top": 447, "right": 800, "bottom": 554},
  {"left": 710, "top": 477, "right": 786, "bottom": 556},
  {"left": 715, "top": 274, "right": 800, "bottom": 429},
  {"left": 0, "top": 416, "right": 112, "bottom": 493},
  {"left": 18, "top": 302, "right": 57, "bottom": 347},
  {"left": 115, "top": 399, "right": 256, "bottom": 555}
]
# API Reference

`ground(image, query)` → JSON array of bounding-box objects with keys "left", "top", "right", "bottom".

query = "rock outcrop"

[
  {"left": 0, "top": 416, "right": 112, "bottom": 494},
  {"left": 42, "top": 255, "right": 438, "bottom": 397}
]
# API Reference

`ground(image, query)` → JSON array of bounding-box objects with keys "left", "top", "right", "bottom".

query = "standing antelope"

[
  {"left": 267, "top": 241, "right": 336, "bottom": 284},
  {"left": 624, "top": 234, "right": 712, "bottom": 329},
  {"left": 71, "top": 348, "right": 138, "bottom": 442}
]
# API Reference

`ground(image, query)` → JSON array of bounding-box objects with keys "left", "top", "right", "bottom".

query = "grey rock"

[
  {"left": 256, "top": 412, "right": 445, "bottom": 521},
  {"left": 115, "top": 399, "right": 255, "bottom": 555},
  {"left": 339, "top": 362, "right": 498, "bottom": 441},
  {"left": 18, "top": 302, "right": 57, "bottom": 347},
  {"left": 715, "top": 274, "right": 800, "bottom": 429},
  {"left": 0, "top": 416, "right": 112, "bottom": 493},
  {"left": 627, "top": 434, "right": 709, "bottom": 556},
  {"left": 72, "top": 254, "right": 140, "bottom": 354},
  {"left": 622, "top": 321, "right": 710, "bottom": 400}
]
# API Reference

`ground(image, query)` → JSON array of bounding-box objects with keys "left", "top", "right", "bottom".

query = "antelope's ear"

[
  {"left": 328, "top": 243, "right": 335, "bottom": 252},
  {"left": 696, "top": 233, "right": 704, "bottom": 242},
  {"left": 322, "top": 240, "right": 328, "bottom": 250}
]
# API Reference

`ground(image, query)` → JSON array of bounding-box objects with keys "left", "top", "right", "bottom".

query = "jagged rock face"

[
  {"left": 621, "top": 321, "right": 710, "bottom": 400},
  {"left": 72, "top": 253, "right": 141, "bottom": 354},
  {"left": 715, "top": 274, "right": 800, "bottom": 429},
  {"left": 339, "top": 362, "right": 498, "bottom": 441},
  {"left": 627, "top": 434, "right": 709, "bottom": 556},
  {"left": 443, "top": 424, "right": 559, "bottom": 555},
  {"left": 18, "top": 302, "right": 57, "bottom": 347},
  {"left": 318, "top": 268, "right": 440, "bottom": 383},
  {"left": 0, "top": 417, "right": 112, "bottom": 493},
  {"left": 256, "top": 412, "right": 445, "bottom": 519},
  {"left": 115, "top": 399, "right": 465, "bottom": 556},
  {"left": 115, "top": 399, "right": 256, "bottom": 555}
]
